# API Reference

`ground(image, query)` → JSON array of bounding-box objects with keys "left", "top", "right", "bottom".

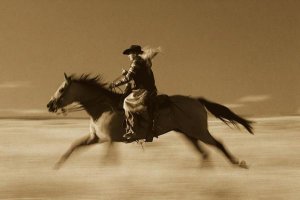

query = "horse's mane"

[
  {"left": 70, "top": 74, "right": 106, "bottom": 89},
  {"left": 69, "top": 73, "right": 122, "bottom": 99}
]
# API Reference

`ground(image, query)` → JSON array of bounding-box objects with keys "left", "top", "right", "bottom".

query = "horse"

[{"left": 47, "top": 73, "right": 253, "bottom": 169}]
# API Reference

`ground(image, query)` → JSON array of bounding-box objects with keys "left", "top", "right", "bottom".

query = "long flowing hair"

[{"left": 141, "top": 46, "right": 162, "bottom": 60}]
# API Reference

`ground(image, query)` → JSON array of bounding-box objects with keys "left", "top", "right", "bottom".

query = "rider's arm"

[{"left": 114, "top": 65, "right": 136, "bottom": 87}]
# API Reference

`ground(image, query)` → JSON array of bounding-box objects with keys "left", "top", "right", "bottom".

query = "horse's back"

[
  {"left": 170, "top": 95, "right": 208, "bottom": 124},
  {"left": 155, "top": 95, "right": 208, "bottom": 137}
]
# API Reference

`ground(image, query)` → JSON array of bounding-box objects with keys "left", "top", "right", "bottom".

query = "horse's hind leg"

[
  {"left": 200, "top": 131, "right": 248, "bottom": 168},
  {"left": 184, "top": 135, "right": 209, "bottom": 160}
]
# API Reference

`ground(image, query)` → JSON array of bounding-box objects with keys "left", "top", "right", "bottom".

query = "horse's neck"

[{"left": 79, "top": 88, "right": 121, "bottom": 121}]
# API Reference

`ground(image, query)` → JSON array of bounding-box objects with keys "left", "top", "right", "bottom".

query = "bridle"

[
  {"left": 52, "top": 76, "right": 125, "bottom": 116},
  {"left": 57, "top": 91, "right": 119, "bottom": 116}
]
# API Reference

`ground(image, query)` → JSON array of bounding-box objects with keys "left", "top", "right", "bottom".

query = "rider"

[{"left": 109, "top": 45, "right": 158, "bottom": 141}]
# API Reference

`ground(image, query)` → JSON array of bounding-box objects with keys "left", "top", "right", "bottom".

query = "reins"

[{"left": 59, "top": 90, "right": 121, "bottom": 115}]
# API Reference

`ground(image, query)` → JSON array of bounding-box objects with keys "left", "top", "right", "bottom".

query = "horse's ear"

[{"left": 64, "top": 73, "right": 71, "bottom": 83}]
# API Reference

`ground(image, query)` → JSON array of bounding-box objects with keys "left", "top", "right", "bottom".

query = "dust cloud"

[{"left": 0, "top": 116, "right": 299, "bottom": 199}]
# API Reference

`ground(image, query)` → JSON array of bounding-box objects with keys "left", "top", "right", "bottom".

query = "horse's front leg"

[{"left": 53, "top": 133, "right": 101, "bottom": 169}]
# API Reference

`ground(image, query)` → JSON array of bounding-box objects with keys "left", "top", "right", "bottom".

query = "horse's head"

[
  {"left": 47, "top": 73, "right": 77, "bottom": 113},
  {"left": 47, "top": 73, "right": 122, "bottom": 117}
]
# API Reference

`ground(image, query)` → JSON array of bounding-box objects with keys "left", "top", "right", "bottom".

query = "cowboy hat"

[{"left": 123, "top": 45, "right": 144, "bottom": 55}]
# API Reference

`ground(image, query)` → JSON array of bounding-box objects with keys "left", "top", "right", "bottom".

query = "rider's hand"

[
  {"left": 109, "top": 82, "right": 115, "bottom": 90},
  {"left": 122, "top": 69, "right": 128, "bottom": 75}
]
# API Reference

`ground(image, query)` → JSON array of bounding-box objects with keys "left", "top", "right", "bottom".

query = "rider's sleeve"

[{"left": 114, "top": 61, "right": 137, "bottom": 87}]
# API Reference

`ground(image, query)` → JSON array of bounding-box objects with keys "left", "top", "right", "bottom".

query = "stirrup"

[
  {"left": 123, "top": 131, "right": 136, "bottom": 140},
  {"left": 145, "top": 136, "right": 153, "bottom": 142}
]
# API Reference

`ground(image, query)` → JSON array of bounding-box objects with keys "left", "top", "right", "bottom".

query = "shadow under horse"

[{"left": 47, "top": 73, "right": 253, "bottom": 169}]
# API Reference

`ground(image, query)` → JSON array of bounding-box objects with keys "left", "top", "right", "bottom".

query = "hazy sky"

[{"left": 0, "top": 0, "right": 299, "bottom": 117}]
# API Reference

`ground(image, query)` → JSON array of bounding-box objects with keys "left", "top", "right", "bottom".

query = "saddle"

[
  {"left": 119, "top": 91, "right": 171, "bottom": 142},
  {"left": 118, "top": 84, "right": 171, "bottom": 142},
  {"left": 119, "top": 84, "right": 171, "bottom": 112},
  {"left": 151, "top": 94, "right": 171, "bottom": 112}
]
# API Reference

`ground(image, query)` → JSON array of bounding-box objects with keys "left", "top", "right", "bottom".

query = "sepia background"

[
  {"left": 0, "top": 0, "right": 299, "bottom": 199},
  {"left": 0, "top": 0, "right": 299, "bottom": 117}
]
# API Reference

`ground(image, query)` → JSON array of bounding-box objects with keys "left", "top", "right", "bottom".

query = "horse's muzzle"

[{"left": 47, "top": 100, "right": 57, "bottom": 112}]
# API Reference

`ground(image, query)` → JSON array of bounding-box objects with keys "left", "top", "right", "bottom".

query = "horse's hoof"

[
  {"left": 53, "top": 162, "right": 62, "bottom": 170},
  {"left": 201, "top": 156, "right": 214, "bottom": 168},
  {"left": 52, "top": 165, "right": 60, "bottom": 170},
  {"left": 202, "top": 153, "right": 209, "bottom": 160},
  {"left": 239, "top": 160, "right": 249, "bottom": 169}
]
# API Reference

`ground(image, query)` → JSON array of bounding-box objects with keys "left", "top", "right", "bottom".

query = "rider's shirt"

[
  {"left": 116, "top": 56, "right": 157, "bottom": 93},
  {"left": 129, "top": 56, "right": 156, "bottom": 92}
]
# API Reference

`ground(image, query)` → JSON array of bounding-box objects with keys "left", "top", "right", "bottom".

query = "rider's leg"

[
  {"left": 142, "top": 108, "right": 156, "bottom": 142},
  {"left": 123, "top": 110, "right": 136, "bottom": 139}
]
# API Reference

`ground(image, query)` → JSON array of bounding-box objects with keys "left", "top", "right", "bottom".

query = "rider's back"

[{"left": 131, "top": 56, "right": 157, "bottom": 93}]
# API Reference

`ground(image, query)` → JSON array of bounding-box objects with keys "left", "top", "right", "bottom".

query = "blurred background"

[
  {"left": 1, "top": 1, "right": 300, "bottom": 199},
  {"left": 1, "top": 117, "right": 300, "bottom": 199},
  {"left": 0, "top": 0, "right": 299, "bottom": 118}
]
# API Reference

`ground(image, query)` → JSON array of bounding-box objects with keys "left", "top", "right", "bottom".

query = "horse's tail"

[{"left": 198, "top": 97, "right": 254, "bottom": 134}]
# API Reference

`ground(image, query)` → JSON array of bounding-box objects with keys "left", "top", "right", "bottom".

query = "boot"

[
  {"left": 145, "top": 133, "right": 153, "bottom": 142},
  {"left": 144, "top": 119, "right": 157, "bottom": 142},
  {"left": 123, "top": 119, "right": 136, "bottom": 140}
]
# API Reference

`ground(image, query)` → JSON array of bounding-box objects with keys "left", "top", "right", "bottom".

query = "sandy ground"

[{"left": 0, "top": 116, "right": 299, "bottom": 200}]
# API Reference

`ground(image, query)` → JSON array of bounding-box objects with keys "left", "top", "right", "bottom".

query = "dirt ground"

[{"left": 0, "top": 116, "right": 299, "bottom": 200}]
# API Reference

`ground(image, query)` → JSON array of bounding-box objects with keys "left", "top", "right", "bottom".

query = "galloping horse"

[{"left": 47, "top": 73, "right": 253, "bottom": 169}]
